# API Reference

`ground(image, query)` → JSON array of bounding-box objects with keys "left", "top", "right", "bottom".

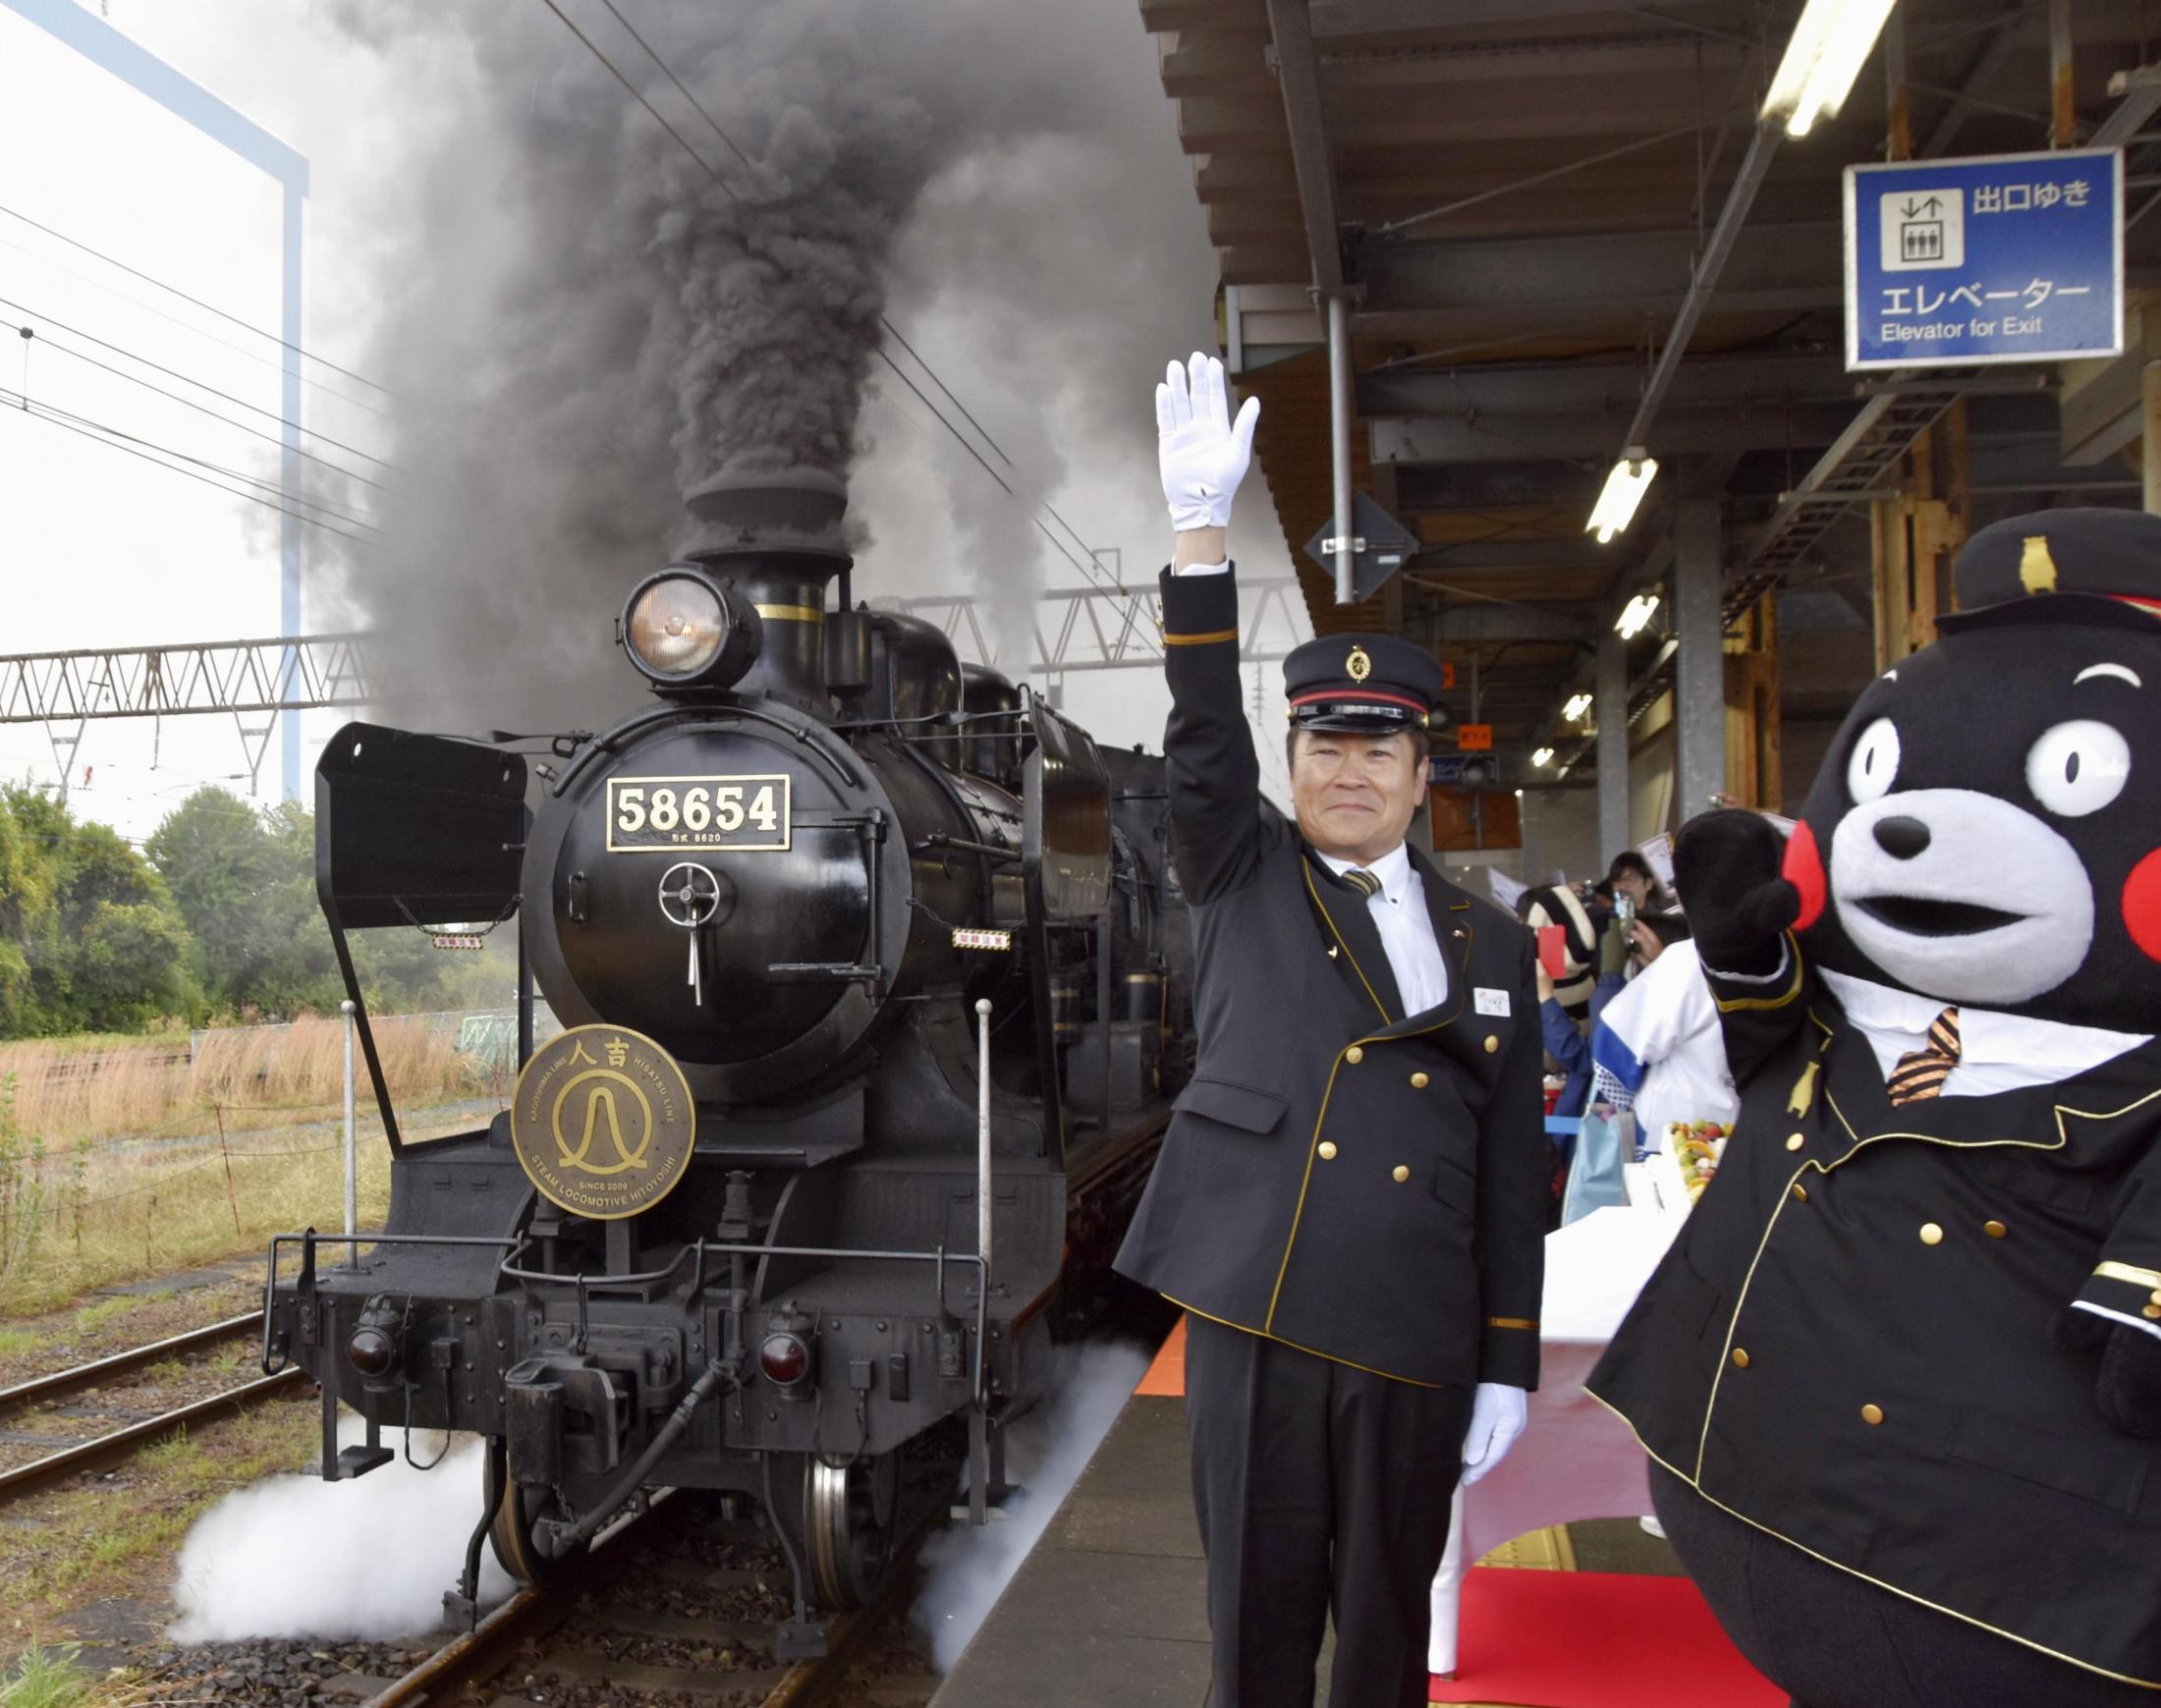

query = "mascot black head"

[{"left": 1783, "top": 508, "right": 2161, "bottom": 1028}]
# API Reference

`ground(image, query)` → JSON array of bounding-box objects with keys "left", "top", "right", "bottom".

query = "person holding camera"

[{"left": 1113, "top": 354, "right": 1549, "bottom": 1708}]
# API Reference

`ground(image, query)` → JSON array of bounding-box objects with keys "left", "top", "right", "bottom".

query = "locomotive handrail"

[
  {"left": 260, "top": 1229, "right": 532, "bottom": 1376},
  {"left": 499, "top": 1237, "right": 993, "bottom": 1403}
]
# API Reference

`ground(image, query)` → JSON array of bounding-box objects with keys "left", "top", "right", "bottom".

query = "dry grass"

[
  {"left": 0, "top": 1019, "right": 510, "bottom": 1317},
  {"left": 0, "top": 1017, "right": 476, "bottom": 1147}
]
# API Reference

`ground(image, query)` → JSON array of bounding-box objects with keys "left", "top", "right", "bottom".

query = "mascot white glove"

[
  {"left": 1155, "top": 350, "right": 1260, "bottom": 531},
  {"left": 1460, "top": 1382, "right": 1527, "bottom": 1486}
]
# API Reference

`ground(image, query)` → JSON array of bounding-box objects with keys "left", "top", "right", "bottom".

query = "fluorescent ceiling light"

[
  {"left": 1586, "top": 449, "right": 1658, "bottom": 544},
  {"left": 1562, "top": 691, "right": 1592, "bottom": 722},
  {"left": 1616, "top": 592, "right": 1660, "bottom": 640},
  {"left": 1761, "top": 0, "right": 1898, "bottom": 138},
  {"left": 1530, "top": 746, "right": 1555, "bottom": 767}
]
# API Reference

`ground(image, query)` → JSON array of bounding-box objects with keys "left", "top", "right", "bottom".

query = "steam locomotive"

[{"left": 259, "top": 470, "right": 1191, "bottom": 1651}]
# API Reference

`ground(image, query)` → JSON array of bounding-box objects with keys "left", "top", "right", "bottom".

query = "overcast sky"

[{"left": 0, "top": 0, "right": 1309, "bottom": 847}]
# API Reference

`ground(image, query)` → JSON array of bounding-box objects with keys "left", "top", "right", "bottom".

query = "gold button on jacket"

[
  {"left": 1392, "top": 1165, "right": 1411, "bottom": 1184},
  {"left": 1411, "top": 1072, "right": 1429, "bottom": 1089},
  {"left": 1316, "top": 1140, "right": 1338, "bottom": 1160},
  {"left": 1344, "top": 1045, "right": 1364, "bottom": 1066},
  {"left": 1483, "top": 1034, "right": 1499, "bottom": 1054},
  {"left": 1861, "top": 1404, "right": 1885, "bottom": 1426}
]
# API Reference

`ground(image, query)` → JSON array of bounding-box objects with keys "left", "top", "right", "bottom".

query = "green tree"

[
  {"left": 0, "top": 784, "right": 198, "bottom": 1035},
  {"left": 145, "top": 787, "right": 466, "bottom": 1019}
]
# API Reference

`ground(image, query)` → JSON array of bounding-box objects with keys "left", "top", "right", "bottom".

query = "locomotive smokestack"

[{"left": 681, "top": 468, "right": 853, "bottom": 709}]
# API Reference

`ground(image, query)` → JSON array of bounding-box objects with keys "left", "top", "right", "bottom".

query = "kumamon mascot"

[{"left": 1589, "top": 509, "right": 2161, "bottom": 1707}]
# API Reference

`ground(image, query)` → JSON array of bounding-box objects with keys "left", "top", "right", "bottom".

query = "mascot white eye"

[
  {"left": 1846, "top": 717, "right": 1901, "bottom": 803},
  {"left": 2024, "top": 720, "right": 2130, "bottom": 817}
]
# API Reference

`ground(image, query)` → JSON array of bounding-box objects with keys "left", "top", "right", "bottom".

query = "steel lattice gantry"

[
  {"left": 0, "top": 634, "right": 376, "bottom": 798},
  {"left": 2, "top": 577, "right": 1310, "bottom": 799},
  {"left": 886, "top": 576, "right": 1302, "bottom": 678}
]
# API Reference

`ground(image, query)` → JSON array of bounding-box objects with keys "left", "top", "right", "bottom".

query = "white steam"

[
  {"left": 168, "top": 1426, "right": 513, "bottom": 1642},
  {"left": 914, "top": 1340, "right": 1149, "bottom": 1673}
]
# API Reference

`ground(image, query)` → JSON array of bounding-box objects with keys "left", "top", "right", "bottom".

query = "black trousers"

[
  {"left": 1184, "top": 1313, "right": 1472, "bottom": 1708},
  {"left": 1650, "top": 1462, "right": 2155, "bottom": 1708}
]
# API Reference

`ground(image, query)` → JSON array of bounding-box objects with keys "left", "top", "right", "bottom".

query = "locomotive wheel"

[
  {"left": 487, "top": 1466, "right": 583, "bottom": 1586},
  {"left": 803, "top": 1450, "right": 901, "bottom": 1610}
]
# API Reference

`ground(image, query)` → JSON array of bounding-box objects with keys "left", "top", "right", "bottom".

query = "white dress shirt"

[{"left": 1317, "top": 843, "right": 1450, "bottom": 1015}]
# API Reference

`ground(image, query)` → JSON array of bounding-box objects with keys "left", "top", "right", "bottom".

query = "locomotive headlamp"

[
  {"left": 347, "top": 1294, "right": 407, "bottom": 1392},
  {"left": 347, "top": 1325, "right": 399, "bottom": 1379},
  {"left": 621, "top": 568, "right": 762, "bottom": 690},
  {"left": 760, "top": 1332, "right": 813, "bottom": 1396}
]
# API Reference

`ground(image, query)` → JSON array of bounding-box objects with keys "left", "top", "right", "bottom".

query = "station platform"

[{"left": 931, "top": 1308, "right": 1784, "bottom": 1708}]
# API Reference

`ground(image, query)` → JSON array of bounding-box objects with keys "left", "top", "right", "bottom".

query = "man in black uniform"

[{"left": 1114, "top": 353, "right": 1548, "bottom": 1708}]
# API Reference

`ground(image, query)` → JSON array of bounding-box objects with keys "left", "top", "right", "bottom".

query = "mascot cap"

[
  {"left": 1939, "top": 508, "right": 2161, "bottom": 636},
  {"left": 1283, "top": 634, "right": 1444, "bottom": 733}
]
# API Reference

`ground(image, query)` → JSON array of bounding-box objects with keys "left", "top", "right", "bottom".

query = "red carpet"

[{"left": 1429, "top": 1568, "right": 1784, "bottom": 1708}]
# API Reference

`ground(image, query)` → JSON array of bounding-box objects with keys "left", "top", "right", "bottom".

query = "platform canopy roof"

[{"left": 1141, "top": 0, "right": 2161, "bottom": 759}]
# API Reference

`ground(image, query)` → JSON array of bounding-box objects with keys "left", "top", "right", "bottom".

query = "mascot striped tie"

[{"left": 1888, "top": 1008, "right": 1961, "bottom": 1105}]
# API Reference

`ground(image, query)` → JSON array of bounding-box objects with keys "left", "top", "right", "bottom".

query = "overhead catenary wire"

[
  {"left": 0, "top": 201, "right": 390, "bottom": 396},
  {"left": 0, "top": 229, "right": 391, "bottom": 421},
  {"left": 4, "top": 388, "right": 383, "bottom": 534},
  {"left": 542, "top": 0, "right": 1158, "bottom": 652},
  {"left": 0, "top": 387, "right": 381, "bottom": 546},
  {"left": 0, "top": 294, "right": 398, "bottom": 473},
  {"left": 7, "top": 317, "right": 394, "bottom": 496}
]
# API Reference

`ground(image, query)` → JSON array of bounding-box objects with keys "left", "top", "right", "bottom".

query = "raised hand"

[
  {"left": 1156, "top": 351, "right": 1260, "bottom": 531},
  {"left": 1674, "top": 809, "right": 1801, "bottom": 977}
]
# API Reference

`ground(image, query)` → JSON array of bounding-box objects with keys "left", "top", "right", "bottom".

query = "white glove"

[
  {"left": 1155, "top": 350, "right": 1260, "bottom": 531},
  {"left": 1460, "top": 1382, "right": 1527, "bottom": 1486}
]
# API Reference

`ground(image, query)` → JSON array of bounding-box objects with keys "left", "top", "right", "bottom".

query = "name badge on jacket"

[{"left": 1474, "top": 987, "right": 1511, "bottom": 1018}]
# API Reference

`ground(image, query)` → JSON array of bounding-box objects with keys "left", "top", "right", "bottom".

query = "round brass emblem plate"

[
  {"left": 511, "top": 1024, "right": 696, "bottom": 1221},
  {"left": 1347, "top": 644, "right": 1372, "bottom": 684}
]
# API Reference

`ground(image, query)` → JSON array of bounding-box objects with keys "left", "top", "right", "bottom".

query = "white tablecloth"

[{"left": 1429, "top": 1204, "right": 1683, "bottom": 1675}]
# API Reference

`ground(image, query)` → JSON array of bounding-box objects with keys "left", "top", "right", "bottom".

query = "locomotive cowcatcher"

[{"left": 258, "top": 471, "right": 1191, "bottom": 1651}]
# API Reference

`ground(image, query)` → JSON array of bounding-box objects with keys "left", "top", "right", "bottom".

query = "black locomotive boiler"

[{"left": 260, "top": 470, "right": 1191, "bottom": 1650}]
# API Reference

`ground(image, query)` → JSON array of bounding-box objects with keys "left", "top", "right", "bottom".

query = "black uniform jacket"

[
  {"left": 1587, "top": 940, "right": 2161, "bottom": 1688},
  {"left": 1112, "top": 565, "right": 1545, "bottom": 1390}
]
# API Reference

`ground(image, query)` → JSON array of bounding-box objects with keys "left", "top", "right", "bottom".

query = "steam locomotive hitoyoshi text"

[{"left": 259, "top": 470, "right": 1192, "bottom": 1653}]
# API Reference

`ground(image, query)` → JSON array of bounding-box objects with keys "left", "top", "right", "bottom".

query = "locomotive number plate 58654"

[{"left": 605, "top": 773, "right": 791, "bottom": 853}]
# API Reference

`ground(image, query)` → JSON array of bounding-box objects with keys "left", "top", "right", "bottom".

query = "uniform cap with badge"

[{"left": 1282, "top": 633, "right": 1446, "bottom": 733}]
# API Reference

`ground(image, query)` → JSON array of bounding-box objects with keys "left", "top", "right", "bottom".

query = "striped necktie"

[
  {"left": 1888, "top": 1008, "right": 1961, "bottom": 1105},
  {"left": 1342, "top": 868, "right": 1382, "bottom": 899}
]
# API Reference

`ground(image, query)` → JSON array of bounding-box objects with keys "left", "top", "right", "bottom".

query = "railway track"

[
  {"left": 0, "top": 1312, "right": 305, "bottom": 1506},
  {"left": 364, "top": 1482, "right": 944, "bottom": 1708}
]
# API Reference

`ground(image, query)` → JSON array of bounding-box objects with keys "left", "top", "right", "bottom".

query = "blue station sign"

[{"left": 1843, "top": 147, "right": 2123, "bottom": 371}]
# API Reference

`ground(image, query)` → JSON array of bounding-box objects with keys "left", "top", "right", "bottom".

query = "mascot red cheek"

[{"left": 1590, "top": 510, "right": 2161, "bottom": 1708}]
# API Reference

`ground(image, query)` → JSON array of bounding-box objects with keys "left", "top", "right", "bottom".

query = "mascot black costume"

[{"left": 1588, "top": 509, "right": 2161, "bottom": 1707}]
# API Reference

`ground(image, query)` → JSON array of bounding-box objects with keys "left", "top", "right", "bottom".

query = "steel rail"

[
  {"left": 0, "top": 1310, "right": 258, "bottom": 1423},
  {"left": 364, "top": 1496, "right": 934, "bottom": 1708},
  {"left": 0, "top": 1366, "right": 305, "bottom": 1505}
]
